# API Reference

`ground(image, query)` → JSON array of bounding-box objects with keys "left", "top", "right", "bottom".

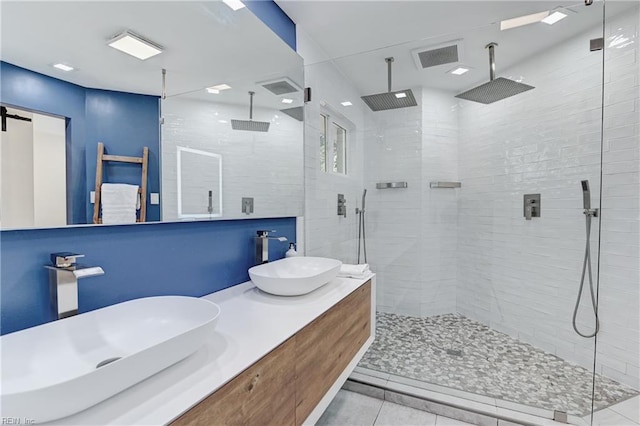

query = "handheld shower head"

[
  {"left": 581, "top": 180, "right": 591, "bottom": 210},
  {"left": 361, "top": 189, "right": 367, "bottom": 211}
]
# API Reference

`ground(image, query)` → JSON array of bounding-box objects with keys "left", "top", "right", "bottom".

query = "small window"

[
  {"left": 331, "top": 122, "right": 346, "bottom": 174},
  {"left": 320, "top": 112, "right": 347, "bottom": 175}
]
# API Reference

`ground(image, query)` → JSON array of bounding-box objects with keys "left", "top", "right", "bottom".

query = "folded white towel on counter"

[
  {"left": 101, "top": 183, "right": 139, "bottom": 224},
  {"left": 338, "top": 263, "right": 371, "bottom": 278}
]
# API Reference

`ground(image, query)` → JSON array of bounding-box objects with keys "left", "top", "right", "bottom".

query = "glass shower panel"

[
  {"left": 456, "top": 3, "right": 610, "bottom": 418},
  {"left": 593, "top": 2, "right": 640, "bottom": 424},
  {"left": 302, "top": 1, "right": 639, "bottom": 423}
]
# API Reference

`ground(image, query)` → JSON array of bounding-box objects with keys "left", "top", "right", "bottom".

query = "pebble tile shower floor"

[{"left": 359, "top": 312, "right": 638, "bottom": 416}]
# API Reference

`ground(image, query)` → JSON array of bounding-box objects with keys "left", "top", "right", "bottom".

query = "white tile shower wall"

[
  {"left": 420, "top": 89, "right": 459, "bottom": 317},
  {"left": 363, "top": 88, "right": 459, "bottom": 317},
  {"left": 597, "top": 9, "right": 639, "bottom": 389},
  {"left": 457, "top": 9, "right": 639, "bottom": 388},
  {"left": 161, "top": 98, "right": 303, "bottom": 221},
  {"left": 300, "top": 32, "right": 368, "bottom": 262},
  {"left": 364, "top": 101, "right": 424, "bottom": 316}
]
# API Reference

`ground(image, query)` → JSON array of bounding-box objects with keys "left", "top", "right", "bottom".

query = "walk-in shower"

[{"left": 301, "top": 0, "right": 639, "bottom": 423}]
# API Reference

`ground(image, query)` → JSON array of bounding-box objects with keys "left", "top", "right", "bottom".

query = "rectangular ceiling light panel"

[
  {"left": 223, "top": 0, "right": 245, "bottom": 11},
  {"left": 500, "top": 11, "right": 550, "bottom": 31},
  {"left": 108, "top": 31, "right": 163, "bottom": 60},
  {"left": 542, "top": 11, "right": 568, "bottom": 25},
  {"left": 53, "top": 63, "right": 74, "bottom": 71}
]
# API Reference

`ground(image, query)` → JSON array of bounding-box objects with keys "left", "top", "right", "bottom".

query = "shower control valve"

[
  {"left": 337, "top": 194, "right": 347, "bottom": 218},
  {"left": 523, "top": 193, "right": 541, "bottom": 220},
  {"left": 584, "top": 208, "right": 598, "bottom": 217}
]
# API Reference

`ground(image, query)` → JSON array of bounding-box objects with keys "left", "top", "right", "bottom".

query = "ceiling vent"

[
  {"left": 258, "top": 77, "right": 302, "bottom": 96},
  {"left": 412, "top": 40, "right": 464, "bottom": 70}
]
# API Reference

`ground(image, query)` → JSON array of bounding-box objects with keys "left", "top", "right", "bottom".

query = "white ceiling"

[
  {"left": 277, "top": 0, "right": 635, "bottom": 95},
  {"left": 2, "top": 1, "right": 634, "bottom": 108},
  {"left": 0, "top": 1, "right": 304, "bottom": 108}
]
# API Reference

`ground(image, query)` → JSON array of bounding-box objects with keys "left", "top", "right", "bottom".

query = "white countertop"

[{"left": 45, "top": 275, "right": 373, "bottom": 426}]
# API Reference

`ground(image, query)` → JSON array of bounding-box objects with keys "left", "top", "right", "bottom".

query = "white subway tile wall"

[
  {"left": 457, "top": 9, "right": 639, "bottom": 388},
  {"left": 303, "top": 58, "right": 367, "bottom": 263},
  {"left": 361, "top": 89, "right": 460, "bottom": 318},
  {"left": 598, "top": 10, "right": 639, "bottom": 389},
  {"left": 161, "top": 97, "right": 304, "bottom": 221}
]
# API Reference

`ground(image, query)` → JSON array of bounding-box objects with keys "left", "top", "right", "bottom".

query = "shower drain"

[
  {"left": 446, "top": 349, "right": 463, "bottom": 357},
  {"left": 96, "top": 357, "right": 122, "bottom": 368}
]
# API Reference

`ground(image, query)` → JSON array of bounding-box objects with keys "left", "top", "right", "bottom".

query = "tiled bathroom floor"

[
  {"left": 318, "top": 389, "right": 477, "bottom": 426},
  {"left": 358, "top": 312, "right": 638, "bottom": 417}
]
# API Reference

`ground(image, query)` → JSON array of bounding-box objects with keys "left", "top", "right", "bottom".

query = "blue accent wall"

[
  {"left": 246, "top": 0, "right": 296, "bottom": 51},
  {"left": 0, "top": 61, "right": 87, "bottom": 223},
  {"left": 1, "top": 218, "right": 295, "bottom": 335},
  {"left": 85, "top": 89, "right": 161, "bottom": 223},
  {"left": 0, "top": 62, "right": 161, "bottom": 223}
]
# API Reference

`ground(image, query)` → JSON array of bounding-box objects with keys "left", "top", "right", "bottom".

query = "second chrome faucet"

[{"left": 255, "top": 230, "right": 287, "bottom": 265}]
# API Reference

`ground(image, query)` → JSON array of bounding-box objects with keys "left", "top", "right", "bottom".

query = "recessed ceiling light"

[
  {"left": 500, "top": 11, "right": 550, "bottom": 31},
  {"left": 449, "top": 67, "right": 470, "bottom": 75},
  {"left": 542, "top": 11, "right": 568, "bottom": 25},
  {"left": 206, "top": 84, "right": 232, "bottom": 94},
  {"left": 282, "top": 98, "right": 294, "bottom": 104},
  {"left": 341, "top": 101, "right": 353, "bottom": 106},
  {"left": 223, "top": 0, "right": 245, "bottom": 11},
  {"left": 53, "top": 63, "right": 74, "bottom": 72},
  {"left": 395, "top": 92, "right": 407, "bottom": 99},
  {"left": 211, "top": 84, "right": 231, "bottom": 91},
  {"left": 108, "top": 31, "right": 163, "bottom": 60}
]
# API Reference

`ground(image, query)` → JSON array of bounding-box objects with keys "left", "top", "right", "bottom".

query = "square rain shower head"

[
  {"left": 231, "top": 119, "right": 270, "bottom": 132},
  {"left": 361, "top": 90, "right": 417, "bottom": 112},
  {"left": 455, "top": 77, "right": 534, "bottom": 104}
]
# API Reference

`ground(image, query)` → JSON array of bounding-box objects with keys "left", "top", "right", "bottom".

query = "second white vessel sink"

[
  {"left": 1, "top": 296, "right": 221, "bottom": 423},
  {"left": 249, "top": 256, "right": 342, "bottom": 296}
]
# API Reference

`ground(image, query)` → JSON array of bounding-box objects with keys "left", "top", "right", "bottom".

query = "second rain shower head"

[
  {"left": 231, "top": 91, "right": 270, "bottom": 132},
  {"left": 361, "top": 57, "right": 418, "bottom": 111},
  {"left": 455, "top": 43, "right": 534, "bottom": 104}
]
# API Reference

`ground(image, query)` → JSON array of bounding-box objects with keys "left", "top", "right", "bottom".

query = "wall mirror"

[{"left": 0, "top": 1, "right": 304, "bottom": 230}]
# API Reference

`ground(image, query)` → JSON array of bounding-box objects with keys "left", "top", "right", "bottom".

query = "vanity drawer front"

[
  {"left": 173, "top": 336, "right": 296, "bottom": 426},
  {"left": 295, "top": 280, "right": 372, "bottom": 424},
  {"left": 172, "top": 280, "right": 371, "bottom": 426}
]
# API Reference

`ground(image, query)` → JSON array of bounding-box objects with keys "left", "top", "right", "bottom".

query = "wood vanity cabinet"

[{"left": 172, "top": 280, "right": 371, "bottom": 426}]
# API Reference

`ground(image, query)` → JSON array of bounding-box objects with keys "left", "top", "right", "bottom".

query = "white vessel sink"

[
  {"left": 1, "top": 296, "right": 221, "bottom": 423},
  {"left": 249, "top": 256, "right": 342, "bottom": 296}
]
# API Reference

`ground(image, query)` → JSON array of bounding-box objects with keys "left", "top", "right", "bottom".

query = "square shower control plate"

[{"left": 242, "top": 197, "right": 254, "bottom": 214}]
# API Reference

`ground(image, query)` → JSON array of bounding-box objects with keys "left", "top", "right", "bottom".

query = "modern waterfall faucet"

[
  {"left": 45, "top": 252, "right": 104, "bottom": 319},
  {"left": 255, "top": 230, "right": 287, "bottom": 265}
]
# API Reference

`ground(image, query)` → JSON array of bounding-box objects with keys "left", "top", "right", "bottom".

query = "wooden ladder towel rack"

[{"left": 93, "top": 142, "right": 149, "bottom": 224}]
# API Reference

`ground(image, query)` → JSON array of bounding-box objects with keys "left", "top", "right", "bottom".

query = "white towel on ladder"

[{"left": 101, "top": 183, "right": 139, "bottom": 224}]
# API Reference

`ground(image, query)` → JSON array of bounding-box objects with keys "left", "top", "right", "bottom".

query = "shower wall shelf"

[
  {"left": 430, "top": 181, "right": 461, "bottom": 189},
  {"left": 376, "top": 182, "right": 408, "bottom": 189}
]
